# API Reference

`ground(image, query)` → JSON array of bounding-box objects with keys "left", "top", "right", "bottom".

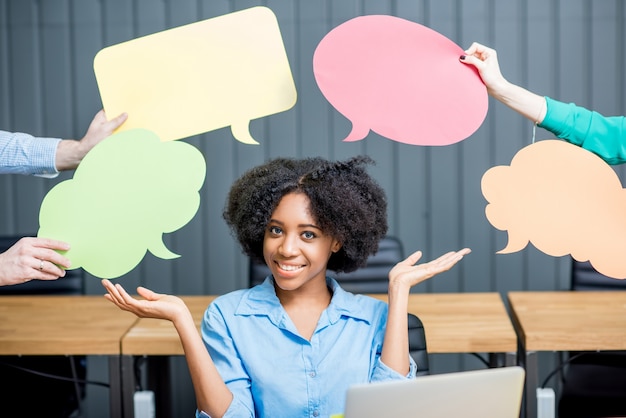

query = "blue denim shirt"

[
  {"left": 197, "top": 277, "right": 417, "bottom": 418},
  {"left": 0, "top": 130, "right": 60, "bottom": 177}
]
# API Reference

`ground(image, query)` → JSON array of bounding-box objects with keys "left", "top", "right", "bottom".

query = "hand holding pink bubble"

[{"left": 313, "top": 15, "right": 488, "bottom": 146}]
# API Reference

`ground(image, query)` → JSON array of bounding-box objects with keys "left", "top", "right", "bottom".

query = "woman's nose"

[{"left": 278, "top": 235, "right": 299, "bottom": 256}]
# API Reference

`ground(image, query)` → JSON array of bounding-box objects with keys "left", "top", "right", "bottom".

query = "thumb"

[
  {"left": 459, "top": 54, "right": 483, "bottom": 69},
  {"left": 137, "top": 286, "right": 160, "bottom": 301},
  {"left": 402, "top": 250, "right": 424, "bottom": 266},
  {"left": 106, "top": 111, "right": 128, "bottom": 130}
]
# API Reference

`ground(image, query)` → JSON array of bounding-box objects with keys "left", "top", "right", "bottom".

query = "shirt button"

[
  {"left": 309, "top": 371, "right": 316, "bottom": 377},
  {"left": 312, "top": 410, "right": 320, "bottom": 417}
]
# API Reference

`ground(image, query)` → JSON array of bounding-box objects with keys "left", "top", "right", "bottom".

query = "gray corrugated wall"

[{"left": 1, "top": 0, "right": 624, "bottom": 416}]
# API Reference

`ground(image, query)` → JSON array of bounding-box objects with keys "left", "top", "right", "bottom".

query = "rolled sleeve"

[
  {"left": 196, "top": 395, "right": 253, "bottom": 418},
  {"left": 540, "top": 97, "right": 626, "bottom": 165},
  {"left": 371, "top": 356, "right": 418, "bottom": 382}
]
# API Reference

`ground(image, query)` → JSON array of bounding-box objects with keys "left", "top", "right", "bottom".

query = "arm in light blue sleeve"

[
  {"left": 0, "top": 130, "right": 60, "bottom": 176},
  {"left": 200, "top": 305, "right": 255, "bottom": 418},
  {"left": 370, "top": 317, "right": 417, "bottom": 382},
  {"left": 372, "top": 356, "right": 417, "bottom": 381},
  {"left": 539, "top": 97, "right": 626, "bottom": 165}
]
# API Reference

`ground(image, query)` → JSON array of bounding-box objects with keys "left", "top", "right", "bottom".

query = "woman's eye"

[
  {"left": 302, "top": 231, "right": 315, "bottom": 239},
  {"left": 269, "top": 226, "right": 282, "bottom": 235}
]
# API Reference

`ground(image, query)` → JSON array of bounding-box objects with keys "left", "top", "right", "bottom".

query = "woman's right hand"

[{"left": 102, "top": 279, "right": 189, "bottom": 322}]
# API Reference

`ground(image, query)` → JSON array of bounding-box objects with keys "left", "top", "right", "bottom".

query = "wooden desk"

[
  {"left": 121, "top": 296, "right": 216, "bottom": 355},
  {"left": 120, "top": 292, "right": 516, "bottom": 417},
  {"left": 123, "top": 293, "right": 516, "bottom": 355},
  {"left": 119, "top": 296, "right": 217, "bottom": 417},
  {"left": 0, "top": 295, "right": 138, "bottom": 418},
  {"left": 508, "top": 291, "right": 626, "bottom": 418},
  {"left": 369, "top": 293, "right": 517, "bottom": 356}
]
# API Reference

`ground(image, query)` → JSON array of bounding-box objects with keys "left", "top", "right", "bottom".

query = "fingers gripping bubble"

[{"left": 38, "top": 129, "right": 206, "bottom": 279}]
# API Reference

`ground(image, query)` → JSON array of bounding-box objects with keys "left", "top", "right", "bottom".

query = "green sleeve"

[{"left": 539, "top": 96, "right": 626, "bottom": 165}]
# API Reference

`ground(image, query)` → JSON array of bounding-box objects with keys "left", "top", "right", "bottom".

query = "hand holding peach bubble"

[
  {"left": 313, "top": 15, "right": 487, "bottom": 146},
  {"left": 37, "top": 129, "right": 206, "bottom": 279},
  {"left": 94, "top": 6, "right": 296, "bottom": 145},
  {"left": 482, "top": 140, "right": 626, "bottom": 279}
]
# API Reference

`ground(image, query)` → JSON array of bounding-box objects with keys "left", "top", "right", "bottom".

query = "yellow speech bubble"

[{"left": 93, "top": 6, "right": 297, "bottom": 144}]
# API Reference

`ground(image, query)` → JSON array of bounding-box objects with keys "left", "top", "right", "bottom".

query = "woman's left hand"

[{"left": 389, "top": 248, "right": 471, "bottom": 290}]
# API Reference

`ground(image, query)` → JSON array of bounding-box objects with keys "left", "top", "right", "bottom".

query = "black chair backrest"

[
  {"left": 408, "top": 312, "right": 429, "bottom": 376},
  {"left": 571, "top": 259, "right": 626, "bottom": 291},
  {"left": 558, "top": 258, "right": 626, "bottom": 417},
  {"left": 249, "top": 235, "right": 404, "bottom": 293},
  {"left": 0, "top": 234, "right": 84, "bottom": 295}
]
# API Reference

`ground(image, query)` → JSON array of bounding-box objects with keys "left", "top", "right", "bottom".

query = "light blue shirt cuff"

[
  {"left": 0, "top": 130, "right": 60, "bottom": 177},
  {"left": 372, "top": 356, "right": 418, "bottom": 382},
  {"left": 196, "top": 398, "right": 253, "bottom": 418},
  {"left": 32, "top": 137, "right": 61, "bottom": 177}
]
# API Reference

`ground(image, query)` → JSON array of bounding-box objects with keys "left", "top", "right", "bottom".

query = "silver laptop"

[{"left": 344, "top": 366, "right": 525, "bottom": 418}]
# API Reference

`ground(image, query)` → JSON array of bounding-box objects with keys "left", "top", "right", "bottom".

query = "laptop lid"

[{"left": 343, "top": 366, "right": 525, "bottom": 418}]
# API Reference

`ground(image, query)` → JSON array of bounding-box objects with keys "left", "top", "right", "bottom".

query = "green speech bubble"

[{"left": 38, "top": 129, "right": 206, "bottom": 279}]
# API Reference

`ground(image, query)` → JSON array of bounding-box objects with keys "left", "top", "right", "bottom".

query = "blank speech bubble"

[
  {"left": 313, "top": 15, "right": 487, "bottom": 146},
  {"left": 482, "top": 140, "right": 626, "bottom": 279},
  {"left": 94, "top": 6, "right": 297, "bottom": 145},
  {"left": 38, "top": 129, "right": 206, "bottom": 279}
]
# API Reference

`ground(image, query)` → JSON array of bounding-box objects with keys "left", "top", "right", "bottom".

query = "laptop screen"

[{"left": 343, "top": 366, "right": 524, "bottom": 418}]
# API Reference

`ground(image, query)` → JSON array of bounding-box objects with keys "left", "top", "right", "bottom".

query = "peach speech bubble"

[
  {"left": 93, "top": 6, "right": 297, "bottom": 144},
  {"left": 312, "top": 15, "right": 487, "bottom": 146},
  {"left": 482, "top": 140, "right": 626, "bottom": 279}
]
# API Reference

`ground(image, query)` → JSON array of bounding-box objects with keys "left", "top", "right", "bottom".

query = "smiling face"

[{"left": 263, "top": 192, "right": 342, "bottom": 293}]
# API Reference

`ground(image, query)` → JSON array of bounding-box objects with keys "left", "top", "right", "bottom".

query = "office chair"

[
  {"left": 557, "top": 259, "right": 626, "bottom": 418},
  {"left": 408, "top": 312, "right": 429, "bottom": 376},
  {"left": 249, "top": 235, "right": 430, "bottom": 375},
  {"left": 0, "top": 234, "right": 87, "bottom": 418}
]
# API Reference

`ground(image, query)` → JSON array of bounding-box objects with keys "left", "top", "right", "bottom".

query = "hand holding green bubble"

[{"left": 38, "top": 129, "right": 206, "bottom": 279}]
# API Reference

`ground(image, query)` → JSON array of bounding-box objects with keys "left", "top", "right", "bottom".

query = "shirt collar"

[{"left": 235, "top": 276, "right": 374, "bottom": 326}]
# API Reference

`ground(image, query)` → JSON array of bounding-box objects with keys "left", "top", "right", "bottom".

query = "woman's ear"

[{"left": 331, "top": 240, "right": 342, "bottom": 253}]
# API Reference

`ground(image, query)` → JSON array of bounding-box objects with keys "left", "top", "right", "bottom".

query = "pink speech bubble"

[
  {"left": 482, "top": 140, "right": 626, "bottom": 279},
  {"left": 313, "top": 15, "right": 487, "bottom": 146}
]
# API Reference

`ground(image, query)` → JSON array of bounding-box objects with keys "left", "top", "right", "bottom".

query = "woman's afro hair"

[{"left": 223, "top": 155, "right": 388, "bottom": 273}]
